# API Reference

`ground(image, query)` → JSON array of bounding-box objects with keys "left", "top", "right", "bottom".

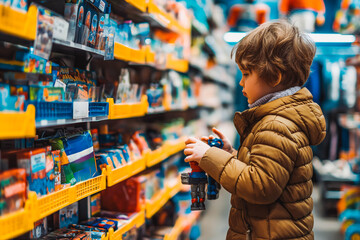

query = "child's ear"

[{"left": 271, "top": 73, "right": 282, "bottom": 87}]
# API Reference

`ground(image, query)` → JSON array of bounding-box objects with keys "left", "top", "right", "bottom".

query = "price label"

[
  {"left": 53, "top": 16, "right": 69, "bottom": 41},
  {"left": 73, "top": 102, "right": 89, "bottom": 119}
]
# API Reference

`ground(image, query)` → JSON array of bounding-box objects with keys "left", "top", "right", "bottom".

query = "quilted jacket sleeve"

[{"left": 199, "top": 121, "right": 298, "bottom": 204}]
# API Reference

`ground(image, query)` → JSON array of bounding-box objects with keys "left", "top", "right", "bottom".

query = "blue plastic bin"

[
  {"left": 25, "top": 101, "right": 73, "bottom": 121},
  {"left": 89, "top": 102, "right": 109, "bottom": 117}
]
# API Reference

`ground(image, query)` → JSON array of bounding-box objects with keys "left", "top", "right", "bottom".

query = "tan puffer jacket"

[{"left": 199, "top": 88, "right": 326, "bottom": 240}]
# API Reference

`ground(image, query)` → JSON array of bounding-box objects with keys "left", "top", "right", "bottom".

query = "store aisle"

[
  {"left": 312, "top": 185, "right": 343, "bottom": 240},
  {"left": 199, "top": 188, "right": 231, "bottom": 240},
  {"left": 199, "top": 185, "right": 342, "bottom": 240}
]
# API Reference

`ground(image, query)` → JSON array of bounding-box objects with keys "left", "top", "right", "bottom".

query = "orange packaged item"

[{"left": 52, "top": 150, "right": 62, "bottom": 191}]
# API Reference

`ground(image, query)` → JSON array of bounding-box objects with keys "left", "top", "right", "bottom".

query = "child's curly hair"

[{"left": 231, "top": 20, "right": 316, "bottom": 88}]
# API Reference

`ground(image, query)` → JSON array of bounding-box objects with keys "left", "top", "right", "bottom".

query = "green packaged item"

[
  {"left": 50, "top": 139, "right": 77, "bottom": 186},
  {"left": 29, "top": 86, "right": 65, "bottom": 102}
]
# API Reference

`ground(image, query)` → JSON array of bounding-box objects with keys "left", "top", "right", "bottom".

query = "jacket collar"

[{"left": 233, "top": 87, "right": 313, "bottom": 137}]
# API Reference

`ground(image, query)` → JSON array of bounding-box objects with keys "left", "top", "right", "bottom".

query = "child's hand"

[
  {"left": 201, "top": 127, "right": 233, "bottom": 153},
  {"left": 184, "top": 137, "right": 210, "bottom": 164}
]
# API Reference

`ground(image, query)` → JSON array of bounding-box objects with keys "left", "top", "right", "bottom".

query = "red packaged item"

[
  {"left": 0, "top": 169, "right": 27, "bottom": 216},
  {"left": 131, "top": 131, "right": 150, "bottom": 154},
  {"left": 101, "top": 177, "right": 145, "bottom": 212}
]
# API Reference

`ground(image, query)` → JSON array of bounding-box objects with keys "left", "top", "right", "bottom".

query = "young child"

[{"left": 184, "top": 20, "right": 326, "bottom": 240}]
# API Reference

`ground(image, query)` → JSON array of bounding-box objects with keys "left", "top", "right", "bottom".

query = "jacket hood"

[{"left": 234, "top": 87, "right": 326, "bottom": 145}]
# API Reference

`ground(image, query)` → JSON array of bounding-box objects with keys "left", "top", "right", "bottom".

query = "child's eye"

[{"left": 242, "top": 73, "right": 249, "bottom": 77}]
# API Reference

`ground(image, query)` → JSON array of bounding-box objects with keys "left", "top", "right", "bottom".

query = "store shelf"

[
  {"left": 166, "top": 54, "right": 189, "bottom": 73},
  {"left": 125, "top": 0, "right": 147, "bottom": 12},
  {"left": 0, "top": 104, "right": 36, "bottom": 139},
  {"left": 0, "top": 192, "right": 36, "bottom": 239},
  {"left": 146, "top": 137, "right": 186, "bottom": 167},
  {"left": 339, "top": 114, "right": 360, "bottom": 130},
  {"left": 145, "top": 46, "right": 156, "bottom": 64},
  {"left": 107, "top": 96, "right": 148, "bottom": 120},
  {"left": 0, "top": 59, "right": 24, "bottom": 71},
  {"left": 36, "top": 116, "right": 108, "bottom": 128},
  {"left": 114, "top": 43, "right": 146, "bottom": 64},
  {"left": 106, "top": 154, "right": 147, "bottom": 187},
  {"left": 52, "top": 38, "right": 105, "bottom": 57},
  {"left": 192, "top": 19, "right": 209, "bottom": 36},
  {"left": 33, "top": 170, "right": 107, "bottom": 222},
  {"left": 146, "top": 177, "right": 182, "bottom": 219},
  {"left": 164, "top": 211, "right": 201, "bottom": 240},
  {"left": 0, "top": 4, "right": 37, "bottom": 41},
  {"left": 109, "top": 210, "right": 145, "bottom": 240},
  {"left": 147, "top": 0, "right": 190, "bottom": 35}
]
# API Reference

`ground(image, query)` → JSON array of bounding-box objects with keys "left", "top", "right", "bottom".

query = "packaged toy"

[
  {"left": 0, "top": 83, "right": 25, "bottom": 111},
  {"left": 81, "top": 217, "right": 119, "bottom": 231},
  {"left": 65, "top": 0, "right": 79, "bottom": 42},
  {"left": 50, "top": 139, "right": 77, "bottom": 186},
  {"left": 17, "top": 148, "right": 47, "bottom": 197},
  {"left": 57, "top": 202, "right": 79, "bottom": 229},
  {"left": 0, "top": 169, "right": 26, "bottom": 216},
  {"left": 31, "top": 217, "right": 47, "bottom": 239},
  {"left": 95, "top": 153, "right": 114, "bottom": 172},
  {"left": 62, "top": 131, "right": 99, "bottom": 182},
  {"left": 101, "top": 177, "right": 145, "bottom": 212},
  {"left": 91, "top": 129, "right": 100, "bottom": 151},
  {"left": 41, "top": 228, "right": 91, "bottom": 239},
  {"left": 45, "top": 146, "right": 55, "bottom": 194},
  {"left": 51, "top": 150, "right": 62, "bottom": 191},
  {"left": 91, "top": 193, "right": 101, "bottom": 216},
  {"left": 68, "top": 224, "right": 106, "bottom": 239}
]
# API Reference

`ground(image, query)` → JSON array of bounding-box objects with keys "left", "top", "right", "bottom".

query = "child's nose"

[{"left": 239, "top": 78, "right": 244, "bottom": 87}]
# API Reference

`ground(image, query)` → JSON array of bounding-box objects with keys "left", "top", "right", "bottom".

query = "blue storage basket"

[
  {"left": 89, "top": 102, "right": 109, "bottom": 117},
  {"left": 25, "top": 101, "right": 73, "bottom": 121}
]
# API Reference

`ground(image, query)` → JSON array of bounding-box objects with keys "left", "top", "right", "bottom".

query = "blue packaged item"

[
  {"left": 59, "top": 202, "right": 79, "bottom": 229},
  {"left": 62, "top": 131, "right": 99, "bottom": 182},
  {"left": 68, "top": 224, "right": 106, "bottom": 239},
  {"left": 17, "top": 148, "right": 47, "bottom": 197},
  {"left": 86, "top": 1, "right": 98, "bottom": 48},
  {"left": 10, "top": 0, "right": 27, "bottom": 13},
  {"left": 116, "top": 145, "right": 130, "bottom": 163},
  {"left": 99, "top": 133, "right": 117, "bottom": 147},
  {"left": 104, "top": 149, "right": 123, "bottom": 167},
  {"left": 75, "top": 0, "right": 85, "bottom": 43},
  {"left": 95, "top": 153, "right": 113, "bottom": 173},
  {"left": 81, "top": 217, "right": 119, "bottom": 231},
  {"left": 0, "top": 83, "right": 25, "bottom": 111}
]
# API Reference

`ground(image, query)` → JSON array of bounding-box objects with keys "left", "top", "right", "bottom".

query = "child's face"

[{"left": 239, "top": 67, "right": 273, "bottom": 105}]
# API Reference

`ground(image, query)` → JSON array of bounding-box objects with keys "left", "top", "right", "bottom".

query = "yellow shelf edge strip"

[
  {"left": 146, "top": 177, "right": 182, "bottom": 219},
  {"left": 107, "top": 154, "right": 147, "bottom": 187},
  {"left": 107, "top": 96, "right": 148, "bottom": 120},
  {"left": 33, "top": 170, "right": 106, "bottom": 222},
  {"left": 126, "top": 0, "right": 147, "bottom": 13},
  {"left": 114, "top": 43, "right": 146, "bottom": 64},
  {"left": 0, "top": 192, "right": 36, "bottom": 239},
  {"left": 146, "top": 137, "right": 186, "bottom": 167},
  {"left": 112, "top": 210, "right": 145, "bottom": 239}
]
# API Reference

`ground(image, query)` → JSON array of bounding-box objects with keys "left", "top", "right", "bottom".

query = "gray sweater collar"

[{"left": 248, "top": 86, "right": 301, "bottom": 109}]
